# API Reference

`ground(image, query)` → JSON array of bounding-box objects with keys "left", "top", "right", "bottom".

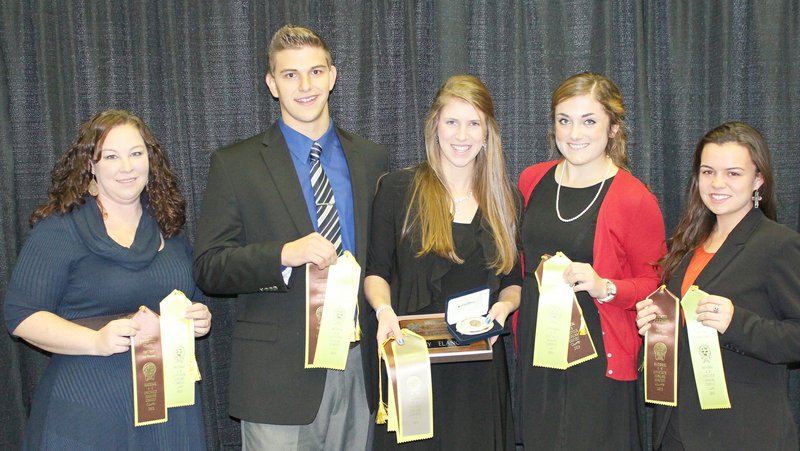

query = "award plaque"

[{"left": 397, "top": 314, "right": 492, "bottom": 363}]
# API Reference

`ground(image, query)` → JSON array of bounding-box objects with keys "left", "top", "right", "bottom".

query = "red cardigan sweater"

[{"left": 516, "top": 160, "right": 666, "bottom": 380}]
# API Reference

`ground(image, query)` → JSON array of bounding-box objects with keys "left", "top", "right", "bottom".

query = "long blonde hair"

[{"left": 402, "top": 75, "right": 518, "bottom": 275}]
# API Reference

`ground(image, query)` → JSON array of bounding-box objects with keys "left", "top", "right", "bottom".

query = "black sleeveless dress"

[{"left": 516, "top": 166, "right": 641, "bottom": 450}]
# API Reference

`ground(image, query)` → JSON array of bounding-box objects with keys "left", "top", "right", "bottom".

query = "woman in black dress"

[
  {"left": 365, "top": 75, "right": 521, "bottom": 450},
  {"left": 515, "top": 73, "right": 666, "bottom": 450}
]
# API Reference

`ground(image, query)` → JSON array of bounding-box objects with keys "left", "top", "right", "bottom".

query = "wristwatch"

[{"left": 597, "top": 279, "right": 616, "bottom": 303}]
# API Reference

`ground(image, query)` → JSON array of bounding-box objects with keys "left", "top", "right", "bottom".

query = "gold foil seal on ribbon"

[
  {"left": 644, "top": 285, "right": 679, "bottom": 406},
  {"left": 681, "top": 286, "right": 731, "bottom": 410},
  {"left": 533, "top": 252, "right": 597, "bottom": 369},
  {"left": 305, "top": 251, "right": 361, "bottom": 370},
  {"left": 378, "top": 330, "right": 434, "bottom": 443},
  {"left": 131, "top": 306, "right": 167, "bottom": 426},
  {"left": 159, "top": 290, "right": 200, "bottom": 408}
]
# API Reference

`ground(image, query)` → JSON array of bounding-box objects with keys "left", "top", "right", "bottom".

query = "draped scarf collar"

[
  {"left": 404, "top": 212, "right": 501, "bottom": 313},
  {"left": 70, "top": 195, "right": 161, "bottom": 270}
]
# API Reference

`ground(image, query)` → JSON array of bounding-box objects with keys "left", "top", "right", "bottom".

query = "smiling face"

[
  {"left": 435, "top": 98, "right": 485, "bottom": 174},
  {"left": 553, "top": 94, "right": 619, "bottom": 171},
  {"left": 698, "top": 141, "right": 764, "bottom": 229},
  {"left": 265, "top": 46, "right": 337, "bottom": 139},
  {"left": 90, "top": 124, "right": 149, "bottom": 208}
]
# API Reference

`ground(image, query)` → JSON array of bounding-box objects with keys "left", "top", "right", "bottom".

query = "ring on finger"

[{"left": 712, "top": 304, "right": 719, "bottom": 313}]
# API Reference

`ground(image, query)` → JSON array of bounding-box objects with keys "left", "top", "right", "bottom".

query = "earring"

[
  {"left": 752, "top": 189, "right": 762, "bottom": 209},
  {"left": 88, "top": 176, "right": 99, "bottom": 197}
]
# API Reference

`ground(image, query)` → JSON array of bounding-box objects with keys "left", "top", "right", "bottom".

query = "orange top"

[{"left": 681, "top": 245, "right": 715, "bottom": 296}]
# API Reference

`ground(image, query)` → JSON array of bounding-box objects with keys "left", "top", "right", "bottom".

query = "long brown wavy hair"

[
  {"left": 402, "top": 75, "right": 518, "bottom": 275},
  {"left": 30, "top": 109, "right": 186, "bottom": 237},
  {"left": 660, "top": 121, "right": 776, "bottom": 282},
  {"left": 549, "top": 72, "right": 629, "bottom": 170}
]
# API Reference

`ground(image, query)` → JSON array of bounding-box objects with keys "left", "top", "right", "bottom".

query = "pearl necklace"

[{"left": 555, "top": 159, "right": 612, "bottom": 223}]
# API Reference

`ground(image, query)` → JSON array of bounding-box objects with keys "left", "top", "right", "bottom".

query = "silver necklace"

[
  {"left": 452, "top": 191, "right": 473, "bottom": 211},
  {"left": 453, "top": 191, "right": 473, "bottom": 204},
  {"left": 555, "top": 159, "right": 612, "bottom": 223}
]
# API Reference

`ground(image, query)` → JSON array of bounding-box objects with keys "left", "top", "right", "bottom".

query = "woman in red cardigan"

[{"left": 515, "top": 72, "right": 666, "bottom": 450}]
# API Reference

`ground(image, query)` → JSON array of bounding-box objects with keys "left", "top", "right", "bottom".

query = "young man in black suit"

[{"left": 193, "top": 24, "right": 387, "bottom": 450}]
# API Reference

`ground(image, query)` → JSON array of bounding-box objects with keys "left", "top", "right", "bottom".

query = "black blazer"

[
  {"left": 654, "top": 209, "right": 800, "bottom": 450},
  {"left": 193, "top": 122, "right": 387, "bottom": 424}
]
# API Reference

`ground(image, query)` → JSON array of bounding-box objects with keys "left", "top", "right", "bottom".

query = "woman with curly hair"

[{"left": 4, "top": 109, "right": 210, "bottom": 449}]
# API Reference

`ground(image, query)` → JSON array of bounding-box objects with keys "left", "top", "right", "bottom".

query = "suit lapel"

[
  {"left": 694, "top": 209, "right": 763, "bottom": 289},
  {"left": 337, "top": 127, "right": 368, "bottom": 264},
  {"left": 260, "top": 124, "right": 315, "bottom": 236}
]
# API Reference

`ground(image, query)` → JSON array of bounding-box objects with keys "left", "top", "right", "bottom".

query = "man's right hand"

[{"left": 281, "top": 232, "right": 338, "bottom": 269}]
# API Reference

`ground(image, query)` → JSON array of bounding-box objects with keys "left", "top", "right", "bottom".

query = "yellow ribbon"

[{"left": 681, "top": 286, "right": 731, "bottom": 409}]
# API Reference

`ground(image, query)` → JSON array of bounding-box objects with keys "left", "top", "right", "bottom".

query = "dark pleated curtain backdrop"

[{"left": 1, "top": 1, "right": 798, "bottom": 449}]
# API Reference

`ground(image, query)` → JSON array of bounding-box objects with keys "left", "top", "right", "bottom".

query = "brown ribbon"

[
  {"left": 566, "top": 300, "right": 596, "bottom": 365},
  {"left": 306, "top": 264, "right": 329, "bottom": 365},
  {"left": 644, "top": 286, "right": 679, "bottom": 406},
  {"left": 131, "top": 306, "right": 167, "bottom": 425}
]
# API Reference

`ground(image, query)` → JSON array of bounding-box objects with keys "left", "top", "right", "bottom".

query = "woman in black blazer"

[{"left": 636, "top": 121, "right": 800, "bottom": 450}]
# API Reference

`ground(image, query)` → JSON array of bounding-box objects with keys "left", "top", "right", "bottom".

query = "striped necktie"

[{"left": 309, "top": 142, "right": 343, "bottom": 255}]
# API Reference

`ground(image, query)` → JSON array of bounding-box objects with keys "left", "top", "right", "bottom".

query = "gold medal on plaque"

[
  {"left": 398, "top": 314, "right": 493, "bottom": 364},
  {"left": 455, "top": 316, "right": 493, "bottom": 335}
]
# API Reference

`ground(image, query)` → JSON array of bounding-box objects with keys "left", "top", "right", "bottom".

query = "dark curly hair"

[{"left": 30, "top": 109, "right": 186, "bottom": 237}]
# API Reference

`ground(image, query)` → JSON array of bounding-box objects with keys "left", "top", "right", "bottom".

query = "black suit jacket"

[
  {"left": 193, "top": 122, "right": 387, "bottom": 424},
  {"left": 654, "top": 209, "right": 800, "bottom": 450}
]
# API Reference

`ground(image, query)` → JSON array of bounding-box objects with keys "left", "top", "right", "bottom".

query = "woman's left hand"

[
  {"left": 563, "top": 262, "right": 605, "bottom": 299},
  {"left": 696, "top": 295, "right": 734, "bottom": 334},
  {"left": 185, "top": 303, "right": 212, "bottom": 337},
  {"left": 486, "top": 299, "right": 516, "bottom": 346}
]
